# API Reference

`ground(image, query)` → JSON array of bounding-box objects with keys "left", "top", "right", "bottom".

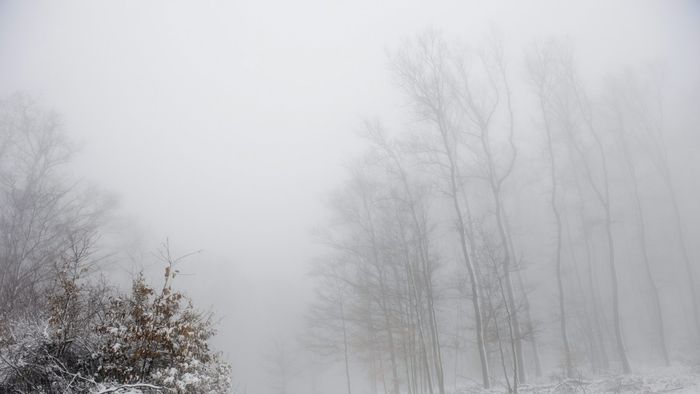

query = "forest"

[{"left": 304, "top": 34, "right": 700, "bottom": 394}]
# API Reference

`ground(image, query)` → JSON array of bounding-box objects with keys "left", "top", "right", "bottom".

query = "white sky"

[{"left": 1, "top": 1, "right": 698, "bottom": 392}]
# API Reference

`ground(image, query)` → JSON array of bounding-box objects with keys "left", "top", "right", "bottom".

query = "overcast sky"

[{"left": 1, "top": 1, "right": 698, "bottom": 392}]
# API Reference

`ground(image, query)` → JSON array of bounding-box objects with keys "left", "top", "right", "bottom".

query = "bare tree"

[
  {"left": 558, "top": 50, "right": 631, "bottom": 374},
  {"left": 526, "top": 43, "right": 574, "bottom": 377},
  {"left": 391, "top": 31, "right": 490, "bottom": 388},
  {"left": 365, "top": 122, "right": 446, "bottom": 394},
  {"left": 607, "top": 76, "right": 669, "bottom": 365},
  {"left": 0, "top": 94, "right": 113, "bottom": 322},
  {"left": 306, "top": 255, "right": 355, "bottom": 394},
  {"left": 451, "top": 34, "right": 527, "bottom": 383},
  {"left": 620, "top": 70, "right": 700, "bottom": 343}
]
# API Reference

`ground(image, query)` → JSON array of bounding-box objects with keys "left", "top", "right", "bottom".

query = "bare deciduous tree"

[{"left": 0, "top": 94, "right": 113, "bottom": 322}]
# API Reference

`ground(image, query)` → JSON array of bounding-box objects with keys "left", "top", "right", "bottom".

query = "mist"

[{"left": 1, "top": 1, "right": 699, "bottom": 393}]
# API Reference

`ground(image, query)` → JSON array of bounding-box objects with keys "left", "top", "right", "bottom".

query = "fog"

[{"left": 1, "top": 1, "right": 699, "bottom": 393}]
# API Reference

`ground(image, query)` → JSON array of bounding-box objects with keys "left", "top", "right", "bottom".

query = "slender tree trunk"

[
  {"left": 615, "top": 110, "right": 670, "bottom": 365},
  {"left": 340, "top": 301, "right": 353, "bottom": 394},
  {"left": 374, "top": 124, "right": 446, "bottom": 394},
  {"left": 569, "top": 152, "right": 610, "bottom": 372},
  {"left": 436, "top": 117, "right": 490, "bottom": 388},
  {"left": 499, "top": 275, "right": 519, "bottom": 394},
  {"left": 489, "top": 294, "right": 512, "bottom": 394},
  {"left": 564, "top": 213, "right": 603, "bottom": 372},
  {"left": 368, "top": 312, "right": 379, "bottom": 394},
  {"left": 515, "top": 269, "right": 542, "bottom": 378},
  {"left": 362, "top": 189, "right": 402, "bottom": 394},
  {"left": 398, "top": 217, "right": 434, "bottom": 394},
  {"left": 633, "top": 80, "right": 700, "bottom": 344},
  {"left": 581, "top": 122, "right": 631, "bottom": 374},
  {"left": 662, "top": 170, "right": 700, "bottom": 340},
  {"left": 399, "top": 303, "right": 415, "bottom": 394},
  {"left": 536, "top": 85, "right": 574, "bottom": 378},
  {"left": 571, "top": 68, "right": 631, "bottom": 372},
  {"left": 465, "top": 66, "right": 525, "bottom": 383},
  {"left": 450, "top": 186, "right": 490, "bottom": 389},
  {"left": 380, "top": 277, "right": 401, "bottom": 394},
  {"left": 555, "top": 203, "right": 574, "bottom": 378},
  {"left": 573, "top": 135, "right": 631, "bottom": 374},
  {"left": 602, "top": 205, "right": 631, "bottom": 373},
  {"left": 503, "top": 212, "right": 543, "bottom": 378},
  {"left": 582, "top": 223, "right": 610, "bottom": 371},
  {"left": 492, "top": 191, "right": 525, "bottom": 383}
]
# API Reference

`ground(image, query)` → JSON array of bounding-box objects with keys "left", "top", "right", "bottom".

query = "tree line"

[{"left": 306, "top": 32, "right": 698, "bottom": 394}]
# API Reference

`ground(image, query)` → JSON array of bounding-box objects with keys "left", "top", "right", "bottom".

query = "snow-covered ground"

[{"left": 453, "top": 366, "right": 700, "bottom": 393}]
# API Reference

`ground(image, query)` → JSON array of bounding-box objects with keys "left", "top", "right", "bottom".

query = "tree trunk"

[
  {"left": 340, "top": 301, "right": 353, "bottom": 394},
  {"left": 536, "top": 86, "right": 574, "bottom": 377}
]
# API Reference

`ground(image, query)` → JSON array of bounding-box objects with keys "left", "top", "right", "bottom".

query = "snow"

[{"left": 451, "top": 366, "right": 700, "bottom": 393}]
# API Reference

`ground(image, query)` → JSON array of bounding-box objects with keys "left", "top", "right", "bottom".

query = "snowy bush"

[
  {"left": 0, "top": 259, "right": 232, "bottom": 393},
  {"left": 96, "top": 267, "right": 232, "bottom": 393}
]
